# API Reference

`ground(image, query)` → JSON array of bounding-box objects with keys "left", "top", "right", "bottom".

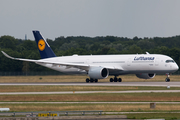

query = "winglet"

[
  {"left": 1, "top": 51, "right": 16, "bottom": 60},
  {"left": 1, "top": 51, "right": 38, "bottom": 62}
]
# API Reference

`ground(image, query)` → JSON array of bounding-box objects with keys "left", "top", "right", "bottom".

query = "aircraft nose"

[{"left": 174, "top": 64, "right": 179, "bottom": 71}]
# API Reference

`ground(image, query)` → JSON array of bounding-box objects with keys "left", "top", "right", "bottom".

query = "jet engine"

[
  {"left": 88, "top": 67, "right": 109, "bottom": 79},
  {"left": 136, "top": 73, "right": 155, "bottom": 79}
]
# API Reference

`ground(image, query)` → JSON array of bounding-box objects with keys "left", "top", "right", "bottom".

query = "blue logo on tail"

[{"left": 33, "top": 31, "right": 56, "bottom": 59}]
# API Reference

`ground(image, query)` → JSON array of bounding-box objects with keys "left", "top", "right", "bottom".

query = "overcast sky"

[{"left": 1, "top": 0, "right": 180, "bottom": 40}]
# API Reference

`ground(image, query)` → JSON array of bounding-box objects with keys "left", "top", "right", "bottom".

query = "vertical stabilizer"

[{"left": 33, "top": 31, "right": 56, "bottom": 59}]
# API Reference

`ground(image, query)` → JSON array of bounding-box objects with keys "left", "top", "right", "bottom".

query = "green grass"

[
  {"left": 0, "top": 86, "right": 179, "bottom": 92},
  {"left": 0, "top": 75, "right": 179, "bottom": 83},
  {"left": 0, "top": 92, "right": 180, "bottom": 102},
  {"left": 1, "top": 103, "right": 180, "bottom": 113},
  {"left": 127, "top": 113, "right": 180, "bottom": 120}
]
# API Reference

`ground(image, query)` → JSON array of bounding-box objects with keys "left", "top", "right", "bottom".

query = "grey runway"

[
  {"left": 0, "top": 82, "right": 179, "bottom": 95},
  {"left": 0, "top": 90, "right": 180, "bottom": 95},
  {"left": 0, "top": 102, "right": 180, "bottom": 104},
  {"left": 0, "top": 82, "right": 179, "bottom": 87}
]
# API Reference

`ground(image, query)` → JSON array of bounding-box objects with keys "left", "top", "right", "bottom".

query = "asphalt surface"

[
  {"left": 0, "top": 82, "right": 179, "bottom": 87},
  {"left": 0, "top": 82, "right": 179, "bottom": 94}
]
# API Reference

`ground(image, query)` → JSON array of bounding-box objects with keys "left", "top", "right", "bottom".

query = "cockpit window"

[{"left": 166, "top": 60, "right": 175, "bottom": 63}]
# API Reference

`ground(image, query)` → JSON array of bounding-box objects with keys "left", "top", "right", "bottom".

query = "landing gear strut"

[
  {"left": 86, "top": 78, "right": 98, "bottom": 83},
  {"left": 165, "top": 74, "right": 170, "bottom": 82},
  {"left": 109, "top": 76, "right": 122, "bottom": 82}
]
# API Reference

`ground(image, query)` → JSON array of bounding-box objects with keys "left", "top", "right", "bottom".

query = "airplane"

[{"left": 1, "top": 31, "right": 179, "bottom": 83}]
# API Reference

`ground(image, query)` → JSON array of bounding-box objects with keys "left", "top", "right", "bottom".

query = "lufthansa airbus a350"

[{"left": 1, "top": 31, "right": 179, "bottom": 82}]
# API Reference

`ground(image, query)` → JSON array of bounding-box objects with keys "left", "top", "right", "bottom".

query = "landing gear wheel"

[
  {"left": 86, "top": 78, "right": 89, "bottom": 83},
  {"left": 110, "top": 78, "right": 114, "bottom": 82},
  {"left": 90, "top": 78, "right": 94, "bottom": 83},
  {"left": 118, "top": 78, "right": 122, "bottom": 82},
  {"left": 165, "top": 78, "right": 170, "bottom": 82},
  {"left": 95, "top": 79, "right": 98, "bottom": 83}
]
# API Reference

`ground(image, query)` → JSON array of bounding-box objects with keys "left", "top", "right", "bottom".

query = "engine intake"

[
  {"left": 136, "top": 73, "right": 155, "bottom": 79},
  {"left": 88, "top": 67, "right": 109, "bottom": 79}
]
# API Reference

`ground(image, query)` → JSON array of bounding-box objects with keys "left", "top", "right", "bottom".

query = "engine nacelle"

[
  {"left": 88, "top": 67, "right": 109, "bottom": 79},
  {"left": 136, "top": 73, "right": 155, "bottom": 79}
]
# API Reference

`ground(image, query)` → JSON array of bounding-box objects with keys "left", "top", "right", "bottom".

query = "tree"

[
  {"left": 107, "top": 48, "right": 118, "bottom": 54},
  {"left": 137, "top": 39, "right": 155, "bottom": 50},
  {"left": 133, "top": 36, "right": 139, "bottom": 41},
  {"left": 128, "top": 45, "right": 142, "bottom": 54},
  {"left": 22, "top": 61, "right": 29, "bottom": 75},
  {"left": 59, "top": 41, "right": 79, "bottom": 51},
  {"left": 0, "top": 36, "right": 17, "bottom": 49},
  {"left": 0, "top": 33, "right": 180, "bottom": 72}
]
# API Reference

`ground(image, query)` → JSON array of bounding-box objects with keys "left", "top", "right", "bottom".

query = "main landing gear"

[
  {"left": 85, "top": 76, "right": 122, "bottom": 83},
  {"left": 109, "top": 76, "right": 122, "bottom": 82},
  {"left": 86, "top": 78, "right": 98, "bottom": 83},
  {"left": 165, "top": 73, "right": 170, "bottom": 82}
]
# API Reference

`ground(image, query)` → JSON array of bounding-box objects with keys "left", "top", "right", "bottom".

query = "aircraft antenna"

[{"left": 146, "top": 52, "right": 150, "bottom": 54}]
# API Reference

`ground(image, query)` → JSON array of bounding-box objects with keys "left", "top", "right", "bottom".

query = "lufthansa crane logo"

[{"left": 38, "top": 39, "right": 46, "bottom": 51}]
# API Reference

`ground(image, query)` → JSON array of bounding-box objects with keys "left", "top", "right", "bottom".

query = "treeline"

[{"left": 0, "top": 35, "right": 180, "bottom": 72}]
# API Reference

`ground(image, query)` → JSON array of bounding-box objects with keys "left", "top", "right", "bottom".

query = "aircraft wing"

[
  {"left": 1, "top": 51, "right": 123, "bottom": 71},
  {"left": 2, "top": 51, "right": 38, "bottom": 62}
]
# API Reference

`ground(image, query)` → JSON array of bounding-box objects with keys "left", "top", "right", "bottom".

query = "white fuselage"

[{"left": 37, "top": 54, "right": 179, "bottom": 76}]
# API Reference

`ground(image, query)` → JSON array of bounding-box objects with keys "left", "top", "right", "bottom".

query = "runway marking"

[{"left": 0, "top": 90, "right": 180, "bottom": 95}]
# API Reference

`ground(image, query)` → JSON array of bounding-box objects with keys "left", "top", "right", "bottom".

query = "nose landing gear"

[{"left": 165, "top": 73, "right": 170, "bottom": 82}]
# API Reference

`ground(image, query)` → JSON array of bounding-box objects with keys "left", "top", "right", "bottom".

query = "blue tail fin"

[{"left": 33, "top": 31, "right": 56, "bottom": 59}]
